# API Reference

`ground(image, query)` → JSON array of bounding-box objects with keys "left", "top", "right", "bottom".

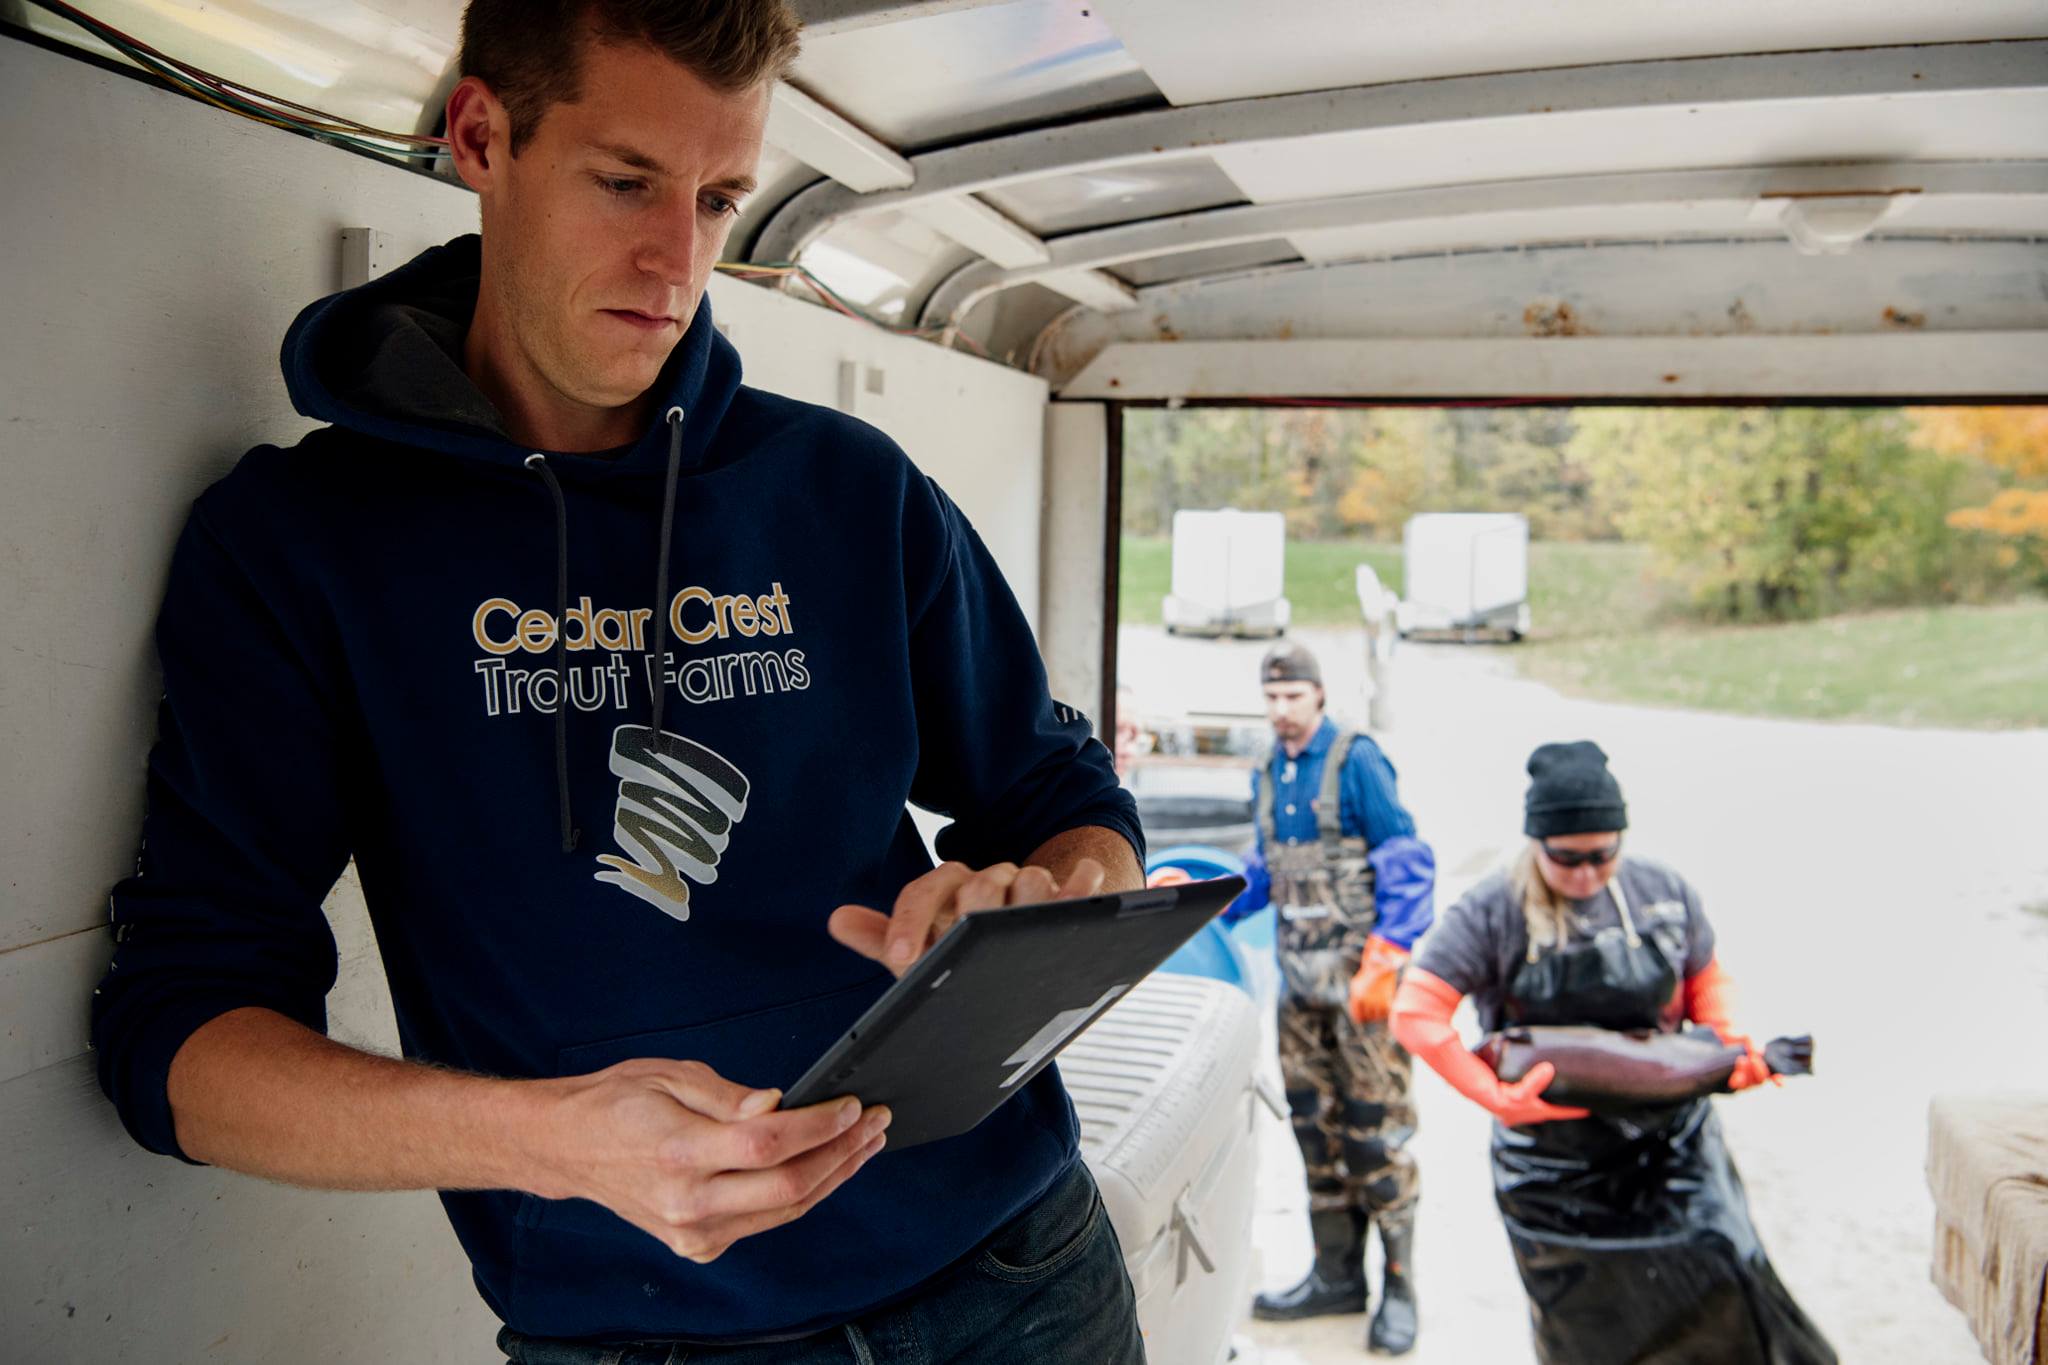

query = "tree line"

[{"left": 1121, "top": 405, "right": 2047, "bottom": 621}]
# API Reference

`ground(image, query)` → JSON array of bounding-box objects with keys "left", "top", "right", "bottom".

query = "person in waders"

[
  {"left": 1391, "top": 741, "right": 1837, "bottom": 1365},
  {"left": 1234, "top": 642, "right": 1436, "bottom": 1356}
]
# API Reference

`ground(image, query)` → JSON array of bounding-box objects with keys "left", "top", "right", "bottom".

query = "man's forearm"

[
  {"left": 1027, "top": 825, "right": 1143, "bottom": 894},
  {"left": 166, "top": 1006, "right": 549, "bottom": 1194}
]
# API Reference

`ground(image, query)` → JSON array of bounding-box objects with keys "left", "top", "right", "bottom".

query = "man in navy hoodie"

[{"left": 89, "top": 2, "right": 1145, "bottom": 1359}]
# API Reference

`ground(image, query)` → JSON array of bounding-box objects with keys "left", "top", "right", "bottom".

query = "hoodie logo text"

[{"left": 469, "top": 584, "right": 810, "bottom": 717}]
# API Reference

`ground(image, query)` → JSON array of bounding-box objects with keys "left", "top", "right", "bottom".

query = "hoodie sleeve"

[
  {"left": 903, "top": 481, "right": 1142, "bottom": 873},
  {"left": 91, "top": 499, "right": 353, "bottom": 1163}
]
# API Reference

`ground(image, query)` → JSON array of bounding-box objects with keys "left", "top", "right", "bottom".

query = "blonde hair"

[{"left": 1510, "top": 841, "right": 1572, "bottom": 963}]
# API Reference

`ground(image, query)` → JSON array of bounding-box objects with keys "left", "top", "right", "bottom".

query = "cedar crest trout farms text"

[{"left": 470, "top": 583, "right": 809, "bottom": 716}]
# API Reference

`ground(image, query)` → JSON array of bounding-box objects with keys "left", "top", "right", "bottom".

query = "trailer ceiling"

[{"left": 17, "top": 0, "right": 2048, "bottom": 396}]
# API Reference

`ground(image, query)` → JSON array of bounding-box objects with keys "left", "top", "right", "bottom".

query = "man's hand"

[
  {"left": 827, "top": 858, "right": 1110, "bottom": 977},
  {"left": 531, "top": 1058, "right": 891, "bottom": 1262}
]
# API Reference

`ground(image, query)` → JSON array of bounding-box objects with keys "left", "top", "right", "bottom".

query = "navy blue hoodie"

[{"left": 91, "top": 235, "right": 1141, "bottom": 1342}]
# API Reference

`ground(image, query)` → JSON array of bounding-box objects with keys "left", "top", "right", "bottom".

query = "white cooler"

[{"left": 1067, "top": 973, "right": 1265, "bottom": 1365}]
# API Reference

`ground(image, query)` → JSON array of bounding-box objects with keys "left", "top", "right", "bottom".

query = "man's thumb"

[{"left": 645, "top": 1061, "right": 761, "bottom": 1121}]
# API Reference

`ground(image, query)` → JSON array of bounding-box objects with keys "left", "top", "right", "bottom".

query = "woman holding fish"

[{"left": 1389, "top": 740, "right": 1835, "bottom": 1365}]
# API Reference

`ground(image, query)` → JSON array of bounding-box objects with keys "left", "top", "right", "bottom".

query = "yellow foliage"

[
  {"left": 1908, "top": 407, "right": 2048, "bottom": 478},
  {"left": 1946, "top": 488, "right": 2048, "bottom": 539},
  {"left": 1338, "top": 468, "right": 1387, "bottom": 530},
  {"left": 1915, "top": 407, "right": 2048, "bottom": 543}
]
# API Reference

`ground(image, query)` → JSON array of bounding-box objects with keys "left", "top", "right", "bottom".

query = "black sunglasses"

[{"left": 1541, "top": 840, "right": 1622, "bottom": 868}]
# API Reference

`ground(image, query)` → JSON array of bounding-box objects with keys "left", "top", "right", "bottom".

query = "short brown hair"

[{"left": 460, "top": 1, "right": 802, "bottom": 153}]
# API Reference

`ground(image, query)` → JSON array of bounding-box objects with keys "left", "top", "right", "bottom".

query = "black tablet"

[{"left": 780, "top": 876, "right": 1246, "bottom": 1149}]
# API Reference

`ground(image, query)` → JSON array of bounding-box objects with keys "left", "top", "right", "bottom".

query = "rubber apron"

[{"left": 1492, "top": 867, "right": 1837, "bottom": 1365}]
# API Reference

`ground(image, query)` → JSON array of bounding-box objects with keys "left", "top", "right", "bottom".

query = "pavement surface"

[{"left": 1117, "top": 623, "right": 2048, "bottom": 1365}]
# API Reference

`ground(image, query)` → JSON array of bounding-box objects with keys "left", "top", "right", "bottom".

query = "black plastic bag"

[{"left": 1493, "top": 1098, "right": 1837, "bottom": 1365}]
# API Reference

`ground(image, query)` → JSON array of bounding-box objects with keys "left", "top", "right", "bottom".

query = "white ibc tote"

[
  {"left": 1069, "top": 973, "right": 1264, "bottom": 1365},
  {"left": 1162, "top": 508, "right": 1292, "bottom": 638},
  {"left": 1395, "top": 511, "right": 1532, "bottom": 639}
]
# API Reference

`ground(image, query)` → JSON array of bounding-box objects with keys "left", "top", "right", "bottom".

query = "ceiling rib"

[
  {"left": 1035, "top": 268, "right": 1140, "bottom": 313},
  {"left": 886, "top": 196, "right": 1137, "bottom": 308},
  {"left": 919, "top": 160, "right": 2048, "bottom": 326},
  {"left": 766, "top": 84, "right": 913, "bottom": 193},
  {"left": 745, "top": 40, "right": 2048, "bottom": 263},
  {"left": 1058, "top": 332, "right": 2048, "bottom": 400},
  {"left": 901, "top": 196, "right": 1047, "bottom": 267}
]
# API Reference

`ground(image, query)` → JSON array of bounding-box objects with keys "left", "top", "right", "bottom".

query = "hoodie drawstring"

[
  {"left": 523, "top": 407, "right": 684, "bottom": 858},
  {"left": 649, "top": 406, "right": 685, "bottom": 741},
  {"left": 524, "top": 453, "right": 579, "bottom": 853}
]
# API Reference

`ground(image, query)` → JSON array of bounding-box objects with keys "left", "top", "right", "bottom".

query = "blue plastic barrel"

[
  {"left": 1147, "top": 845, "right": 1253, "bottom": 992},
  {"left": 1147, "top": 844, "right": 1246, "bottom": 884}
]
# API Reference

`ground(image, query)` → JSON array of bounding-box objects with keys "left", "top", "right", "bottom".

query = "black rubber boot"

[
  {"left": 1367, "top": 1214, "right": 1418, "bottom": 1355},
  {"left": 1253, "top": 1208, "right": 1368, "bottom": 1321}
]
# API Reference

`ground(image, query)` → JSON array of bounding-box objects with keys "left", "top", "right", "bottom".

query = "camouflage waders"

[{"left": 1261, "top": 729, "right": 1419, "bottom": 1232}]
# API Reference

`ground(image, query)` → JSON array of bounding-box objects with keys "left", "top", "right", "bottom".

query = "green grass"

[
  {"left": 1119, "top": 532, "right": 2047, "bottom": 728},
  {"left": 1118, "top": 536, "right": 1664, "bottom": 638},
  {"left": 1514, "top": 601, "right": 2048, "bottom": 729}
]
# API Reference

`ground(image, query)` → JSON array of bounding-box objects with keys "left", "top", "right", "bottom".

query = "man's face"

[
  {"left": 465, "top": 38, "right": 769, "bottom": 415},
  {"left": 1263, "top": 681, "right": 1322, "bottom": 746}
]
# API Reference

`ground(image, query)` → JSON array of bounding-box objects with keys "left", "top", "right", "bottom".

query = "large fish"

[{"left": 1475, "top": 1025, "right": 1813, "bottom": 1111}]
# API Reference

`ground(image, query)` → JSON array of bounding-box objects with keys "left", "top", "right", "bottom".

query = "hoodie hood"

[{"left": 281, "top": 233, "right": 743, "bottom": 482}]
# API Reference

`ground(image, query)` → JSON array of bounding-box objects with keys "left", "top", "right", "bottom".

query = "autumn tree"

[
  {"left": 1123, "top": 406, "right": 1453, "bottom": 539},
  {"left": 1907, "top": 407, "right": 2048, "bottom": 580},
  {"left": 1441, "top": 407, "right": 1614, "bottom": 539},
  {"left": 1575, "top": 407, "right": 2000, "bottom": 620},
  {"left": 1333, "top": 409, "right": 1445, "bottom": 537}
]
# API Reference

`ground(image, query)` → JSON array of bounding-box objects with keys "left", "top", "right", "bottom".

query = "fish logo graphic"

[{"left": 594, "top": 725, "right": 750, "bottom": 920}]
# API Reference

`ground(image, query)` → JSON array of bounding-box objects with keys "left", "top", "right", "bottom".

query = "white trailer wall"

[
  {"left": 1040, "top": 402, "right": 1113, "bottom": 723},
  {"left": 0, "top": 32, "right": 1050, "bottom": 1362}
]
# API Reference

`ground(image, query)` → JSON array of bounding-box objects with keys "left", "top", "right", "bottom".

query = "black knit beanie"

[{"left": 1524, "top": 740, "right": 1628, "bottom": 838}]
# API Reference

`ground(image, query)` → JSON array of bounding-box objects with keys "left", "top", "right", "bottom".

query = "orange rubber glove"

[
  {"left": 1347, "top": 934, "right": 1409, "bottom": 1024},
  {"left": 1389, "top": 969, "right": 1590, "bottom": 1125},
  {"left": 1684, "top": 958, "right": 1777, "bottom": 1091}
]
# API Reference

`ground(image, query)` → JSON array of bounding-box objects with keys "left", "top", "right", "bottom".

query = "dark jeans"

[{"left": 498, "top": 1160, "right": 1144, "bottom": 1365}]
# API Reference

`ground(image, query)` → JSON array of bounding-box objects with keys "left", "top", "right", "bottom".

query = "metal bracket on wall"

[{"left": 339, "top": 228, "right": 393, "bottom": 290}]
